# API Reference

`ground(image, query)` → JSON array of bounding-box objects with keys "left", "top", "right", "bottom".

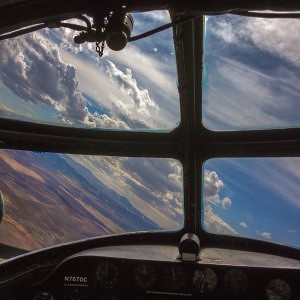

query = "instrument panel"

[{"left": 4, "top": 245, "right": 300, "bottom": 300}]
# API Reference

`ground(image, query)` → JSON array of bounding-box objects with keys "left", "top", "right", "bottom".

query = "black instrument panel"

[{"left": 7, "top": 245, "right": 300, "bottom": 300}]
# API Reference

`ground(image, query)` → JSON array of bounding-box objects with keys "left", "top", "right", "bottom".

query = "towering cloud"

[
  {"left": 203, "top": 170, "right": 235, "bottom": 235},
  {"left": 0, "top": 32, "right": 88, "bottom": 124},
  {"left": 204, "top": 170, "right": 232, "bottom": 209}
]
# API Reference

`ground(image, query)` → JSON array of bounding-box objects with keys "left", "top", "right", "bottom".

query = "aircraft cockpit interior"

[{"left": 0, "top": 0, "right": 300, "bottom": 299}]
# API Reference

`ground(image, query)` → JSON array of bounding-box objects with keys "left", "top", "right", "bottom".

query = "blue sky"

[
  {"left": 203, "top": 15, "right": 300, "bottom": 130},
  {"left": 203, "top": 158, "right": 300, "bottom": 249},
  {"left": 201, "top": 15, "right": 300, "bottom": 249}
]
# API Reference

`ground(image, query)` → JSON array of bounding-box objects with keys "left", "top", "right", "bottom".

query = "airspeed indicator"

[
  {"left": 96, "top": 261, "right": 119, "bottom": 289},
  {"left": 193, "top": 267, "right": 217, "bottom": 294},
  {"left": 162, "top": 265, "right": 187, "bottom": 291},
  {"left": 134, "top": 263, "right": 157, "bottom": 289}
]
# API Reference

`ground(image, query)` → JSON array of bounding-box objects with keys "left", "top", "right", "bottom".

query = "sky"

[
  {"left": 201, "top": 15, "right": 300, "bottom": 249},
  {"left": 0, "top": 11, "right": 300, "bottom": 250},
  {"left": 203, "top": 158, "right": 300, "bottom": 249},
  {"left": 0, "top": 11, "right": 179, "bottom": 131},
  {"left": 203, "top": 15, "right": 300, "bottom": 131},
  {"left": 187, "top": 13, "right": 300, "bottom": 250}
]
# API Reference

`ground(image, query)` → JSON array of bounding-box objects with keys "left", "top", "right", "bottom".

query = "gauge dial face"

[
  {"left": 96, "top": 261, "right": 119, "bottom": 288},
  {"left": 162, "top": 265, "right": 187, "bottom": 291},
  {"left": 34, "top": 291, "right": 54, "bottom": 300},
  {"left": 266, "top": 278, "right": 291, "bottom": 300},
  {"left": 193, "top": 267, "right": 218, "bottom": 294},
  {"left": 224, "top": 269, "right": 248, "bottom": 296},
  {"left": 134, "top": 263, "right": 157, "bottom": 289}
]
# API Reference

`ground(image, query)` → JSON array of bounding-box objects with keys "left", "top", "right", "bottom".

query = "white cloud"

[
  {"left": 203, "top": 170, "right": 236, "bottom": 235},
  {"left": 204, "top": 16, "right": 300, "bottom": 130},
  {"left": 203, "top": 170, "right": 223, "bottom": 205},
  {"left": 203, "top": 205, "right": 238, "bottom": 236},
  {"left": 261, "top": 232, "right": 272, "bottom": 240},
  {"left": 240, "top": 222, "right": 249, "bottom": 228},
  {"left": 132, "top": 10, "right": 170, "bottom": 35},
  {"left": 107, "top": 43, "right": 179, "bottom": 127},
  {"left": 85, "top": 112, "right": 129, "bottom": 130},
  {"left": 203, "top": 56, "right": 289, "bottom": 130},
  {"left": 222, "top": 197, "right": 232, "bottom": 209},
  {"left": 243, "top": 18, "right": 300, "bottom": 67},
  {"left": 106, "top": 60, "right": 159, "bottom": 114},
  {"left": 0, "top": 32, "right": 89, "bottom": 125},
  {"left": 208, "top": 16, "right": 300, "bottom": 67},
  {"left": 58, "top": 27, "right": 179, "bottom": 130},
  {"left": 204, "top": 170, "right": 232, "bottom": 209}
]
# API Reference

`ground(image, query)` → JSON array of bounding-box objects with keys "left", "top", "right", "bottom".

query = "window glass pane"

[
  {"left": 0, "top": 11, "right": 180, "bottom": 131},
  {"left": 0, "top": 150, "right": 183, "bottom": 257},
  {"left": 203, "top": 158, "right": 300, "bottom": 249},
  {"left": 203, "top": 15, "right": 300, "bottom": 131}
]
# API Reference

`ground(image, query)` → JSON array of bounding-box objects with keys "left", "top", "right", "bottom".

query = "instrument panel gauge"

[
  {"left": 224, "top": 269, "right": 248, "bottom": 296},
  {"left": 266, "top": 278, "right": 291, "bottom": 300},
  {"left": 34, "top": 291, "right": 54, "bottom": 300},
  {"left": 162, "top": 265, "right": 187, "bottom": 291},
  {"left": 96, "top": 261, "right": 119, "bottom": 288},
  {"left": 134, "top": 263, "right": 157, "bottom": 289},
  {"left": 193, "top": 267, "right": 218, "bottom": 294},
  {"left": 100, "top": 295, "right": 118, "bottom": 300}
]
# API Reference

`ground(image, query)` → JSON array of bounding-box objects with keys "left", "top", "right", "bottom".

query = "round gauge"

[
  {"left": 96, "top": 261, "right": 119, "bottom": 288},
  {"left": 266, "top": 278, "right": 291, "bottom": 300},
  {"left": 162, "top": 265, "right": 187, "bottom": 291},
  {"left": 34, "top": 291, "right": 54, "bottom": 300},
  {"left": 64, "top": 290, "right": 86, "bottom": 300},
  {"left": 134, "top": 263, "right": 157, "bottom": 289},
  {"left": 224, "top": 269, "right": 248, "bottom": 296},
  {"left": 100, "top": 295, "right": 118, "bottom": 300},
  {"left": 193, "top": 267, "right": 218, "bottom": 294}
]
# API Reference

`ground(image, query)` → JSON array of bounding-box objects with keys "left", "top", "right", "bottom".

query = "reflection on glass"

[
  {"left": 202, "top": 157, "right": 300, "bottom": 249},
  {"left": 203, "top": 15, "right": 300, "bottom": 131},
  {"left": 0, "top": 150, "right": 183, "bottom": 255},
  {"left": 0, "top": 11, "right": 179, "bottom": 131}
]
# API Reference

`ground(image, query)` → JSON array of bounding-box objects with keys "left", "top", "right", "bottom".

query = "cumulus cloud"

[
  {"left": 204, "top": 170, "right": 232, "bottom": 209},
  {"left": 261, "top": 232, "right": 272, "bottom": 240},
  {"left": 85, "top": 112, "right": 129, "bottom": 130},
  {"left": 55, "top": 11, "right": 179, "bottom": 130},
  {"left": 0, "top": 32, "right": 88, "bottom": 124},
  {"left": 58, "top": 23, "right": 179, "bottom": 130},
  {"left": 106, "top": 61, "right": 159, "bottom": 114},
  {"left": 222, "top": 197, "right": 232, "bottom": 209},
  {"left": 203, "top": 171, "right": 223, "bottom": 204},
  {"left": 203, "top": 170, "right": 236, "bottom": 235},
  {"left": 203, "top": 205, "right": 238, "bottom": 235},
  {"left": 240, "top": 222, "right": 249, "bottom": 228}
]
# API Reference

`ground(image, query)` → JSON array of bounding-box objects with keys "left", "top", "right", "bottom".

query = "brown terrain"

[{"left": 0, "top": 150, "right": 158, "bottom": 252}]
